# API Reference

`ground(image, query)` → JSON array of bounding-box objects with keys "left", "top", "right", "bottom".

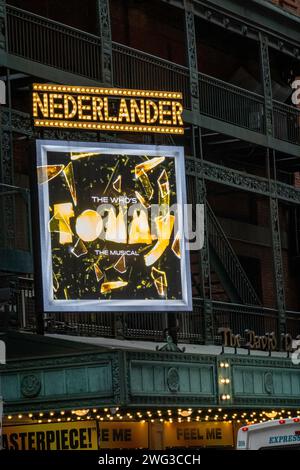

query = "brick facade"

[{"left": 270, "top": 0, "right": 300, "bottom": 15}]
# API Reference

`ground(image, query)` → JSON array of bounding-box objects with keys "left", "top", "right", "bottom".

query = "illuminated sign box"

[
  {"left": 163, "top": 422, "right": 234, "bottom": 447},
  {"left": 3, "top": 421, "right": 98, "bottom": 450},
  {"left": 32, "top": 84, "right": 184, "bottom": 134},
  {"left": 36, "top": 140, "right": 192, "bottom": 312}
]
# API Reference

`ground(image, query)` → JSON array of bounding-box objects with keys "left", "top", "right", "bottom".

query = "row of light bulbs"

[
  {"left": 34, "top": 120, "right": 184, "bottom": 134},
  {"left": 6, "top": 408, "right": 300, "bottom": 423},
  {"left": 32, "top": 83, "right": 182, "bottom": 100}
]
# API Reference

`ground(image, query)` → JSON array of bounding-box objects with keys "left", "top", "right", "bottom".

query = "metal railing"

[
  {"left": 273, "top": 100, "right": 300, "bottom": 145},
  {"left": 7, "top": 5, "right": 102, "bottom": 80},
  {"left": 0, "top": 184, "right": 31, "bottom": 251},
  {"left": 14, "top": 277, "right": 35, "bottom": 330},
  {"left": 7, "top": 280, "right": 300, "bottom": 347},
  {"left": 199, "top": 73, "right": 266, "bottom": 134},
  {"left": 112, "top": 42, "right": 191, "bottom": 108},
  {"left": 286, "top": 310, "right": 300, "bottom": 339},
  {"left": 211, "top": 301, "right": 279, "bottom": 342},
  {"left": 4, "top": 5, "right": 300, "bottom": 148},
  {"left": 48, "top": 311, "right": 114, "bottom": 337},
  {"left": 207, "top": 204, "right": 261, "bottom": 306}
]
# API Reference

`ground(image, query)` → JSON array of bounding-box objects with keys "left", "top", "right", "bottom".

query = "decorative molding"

[
  {"left": 185, "top": 156, "right": 196, "bottom": 175},
  {"left": 5, "top": 352, "right": 117, "bottom": 371},
  {"left": 129, "top": 396, "right": 216, "bottom": 405},
  {"left": 0, "top": 110, "right": 15, "bottom": 248},
  {"left": 0, "top": 0, "right": 6, "bottom": 51},
  {"left": 270, "top": 195, "right": 286, "bottom": 332},
  {"left": 97, "top": 0, "right": 113, "bottom": 85},
  {"left": 259, "top": 33, "right": 274, "bottom": 137},
  {"left": 156, "top": 335, "right": 185, "bottom": 353},
  {"left": 193, "top": 1, "right": 259, "bottom": 41},
  {"left": 167, "top": 368, "right": 180, "bottom": 392},
  {"left": 203, "top": 160, "right": 268, "bottom": 195},
  {"left": 201, "top": 160, "right": 300, "bottom": 205},
  {"left": 42, "top": 128, "right": 98, "bottom": 142},
  {"left": 20, "top": 374, "right": 41, "bottom": 398},
  {"left": 191, "top": 0, "right": 300, "bottom": 59},
  {"left": 1, "top": 108, "right": 33, "bottom": 136},
  {"left": 276, "top": 182, "right": 300, "bottom": 204},
  {"left": 184, "top": 1, "right": 199, "bottom": 112},
  {"left": 228, "top": 356, "right": 295, "bottom": 368},
  {"left": 111, "top": 355, "right": 121, "bottom": 404},
  {"left": 264, "top": 371, "right": 274, "bottom": 395},
  {"left": 128, "top": 351, "right": 215, "bottom": 364}
]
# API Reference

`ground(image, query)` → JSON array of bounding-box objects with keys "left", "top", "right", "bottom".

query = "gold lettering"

[
  {"left": 145, "top": 100, "right": 158, "bottom": 124},
  {"left": 105, "top": 207, "right": 127, "bottom": 243},
  {"left": 64, "top": 95, "right": 77, "bottom": 119},
  {"left": 172, "top": 101, "right": 183, "bottom": 126},
  {"left": 104, "top": 97, "right": 118, "bottom": 122},
  {"left": 218, "top": 327, "right": 232, "bottom": 347},
  {"left": 33, "top": 92, "right": 49, "bottom": 118},
  {"left": 32, "top": 86, "right": 184, "bottom": 134},
  {"left": 50, "top": 203, "right": 74, "bottom": 244},
  {"left": 77, "top": 95, "right": 92, "bottom": 120},
  {"left": 75, "top": 209, "right": 103, "bottom": 242},
  {"left": 159, "top": 100, "right": 172, "bottom": 125},
  {"left": 49, "top": 94, "right": 63, "bottom": 119},
  {"left": 128, "top": 210, "right": 152, "bottom": 244},
  {"left": 130, "top": 99, "right": 145, "bottom": 123},
  {"left": 118, "top": 98, "right": 131, "bottom": 122},
  {"left": 92, "top": 96, "right": 104, "bottom": 121}
]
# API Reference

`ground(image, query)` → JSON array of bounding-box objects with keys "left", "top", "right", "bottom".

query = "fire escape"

[{"left": 0, "top": 2, "right": 299, "bottom": 342}]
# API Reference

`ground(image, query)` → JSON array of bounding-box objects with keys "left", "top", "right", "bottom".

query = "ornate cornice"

[
  {"left": 191, "top": 0, "right": 300, "bottom": 57},
  {"left": 127, "top": 350, "right": 216, "bottom": 364},
  {"left": 4, "top": 351, "right": 117, "bottom": 372},
  {"left": 201, "top": 160, "right": 300, "bottom": 205}
]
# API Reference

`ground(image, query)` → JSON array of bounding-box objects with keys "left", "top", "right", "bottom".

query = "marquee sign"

[
  {"left": 2, "top": 421, "right": 98, "bottom": 451},
  {"left": 218, "top": 327, "right": 300, "bottom": 352},
  {"left": 32, "top": 84, "right": 184, "bottom": 134},
  {"left": 163, "top": 422, "right": 234, "bottom": 448},
  {"left": 36, "top": 140, "right": 192, "bottom": 312}
]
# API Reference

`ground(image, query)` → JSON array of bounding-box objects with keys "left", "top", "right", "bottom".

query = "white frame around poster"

[{"left": 36, "top": 140, "right": 192, "bottom": 312}]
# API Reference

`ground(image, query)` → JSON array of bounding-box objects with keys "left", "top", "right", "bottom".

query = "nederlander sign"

[{"left": 32, "top": 84, "right": 184, "bottom": 134}]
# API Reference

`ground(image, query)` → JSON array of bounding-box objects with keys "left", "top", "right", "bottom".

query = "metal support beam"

[
  {"left": 185, "top": 157, "right": 300, "bottom": 205},
  {"left": 0, "top": 127, "right": 14, "bottom": 248},
  {"left": 96, "top": 0, "right": 113, "bottom": 85},
  {"left": 267, "top": 149, "right": 286, "bottom": 338},
  {"left": 0, "top": 0, "right": 6, "bottom": 52},
  {"left": 259, "top": 33, "right": 274, "bottom": 138},
  {"left": 192, "top": 126, "right": 213, "bottom": 344},
  {"left": 184, "top": 0, "right": 199, "bottom": 113},
  {"left": 0, "top": 68, "right": 15, "bottom": 250}
]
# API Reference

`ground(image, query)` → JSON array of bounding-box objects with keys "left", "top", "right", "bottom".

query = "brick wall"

[
  {"left": 209, "top": 188, "right": 300, "bottom": 310},
  {"left": 270, "top": 0, "right": 300, "bottom": 15},
  {"left": 110, "top": 0, "right": 186, "bottom": 66},
  {"left": 231, "top": 240, "right": 300, "bottom": 310},
  {"left": 231, "top": 240, "right": 276, "bottom": 308}
]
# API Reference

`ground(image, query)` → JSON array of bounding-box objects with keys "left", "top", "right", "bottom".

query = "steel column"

[
  {"left": 267, "top": 149, "right": 286, "bottom": 338},
  {"left": 0, "top": 0, "right": 6, "bottom": 52},
  {"left": 259, "top": 33, "right": 274, "bottom": 137},
  {"left": 184, "top": 0, "right": 199, "bottom": 113},
  {"left": 193, "top": 126, "right": 213, "bottom": 344},
  {"left": 96, "top": 0, "right": 113, "bottom": 85},
  {"left": 0, "top": 71, "right": 14, "bottom": 249}
]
